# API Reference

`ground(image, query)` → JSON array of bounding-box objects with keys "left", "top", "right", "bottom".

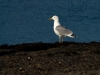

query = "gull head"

[{"left": 49, "top": 15, "right": 59, "bottom": 21}]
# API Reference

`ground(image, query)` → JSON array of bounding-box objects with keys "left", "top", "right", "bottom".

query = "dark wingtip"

[{"left": 71, "top": 34, "right": 77, "bottom": 38}]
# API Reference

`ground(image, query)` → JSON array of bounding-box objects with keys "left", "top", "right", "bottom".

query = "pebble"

[{"left": 28, "top": 57, "right": 31, "bottom": 59}]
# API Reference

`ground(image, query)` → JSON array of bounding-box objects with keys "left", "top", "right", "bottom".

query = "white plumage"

[{"left": 49, "top": 15, "right": 76, "bottom": 43}]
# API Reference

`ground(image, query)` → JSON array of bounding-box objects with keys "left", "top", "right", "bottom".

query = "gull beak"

[{"left": 49, "top": 18, "right": 53, "bottom": 20}]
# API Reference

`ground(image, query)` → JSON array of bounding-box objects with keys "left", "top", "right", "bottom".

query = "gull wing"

[{"left": 56, "top": 25, "right": 73, "bottom": 35}]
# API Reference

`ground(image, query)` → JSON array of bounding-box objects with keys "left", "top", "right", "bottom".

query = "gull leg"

[
  {"left": 59, "top": 36, "right": 61, "bottom": 43},
  {"left": 61, "top": 37, "right": 64, "bottom": 43}
]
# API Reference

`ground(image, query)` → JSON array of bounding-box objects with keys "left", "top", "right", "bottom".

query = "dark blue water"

[{"left": 0, "top": 0, "right": 100, "bottom": 45}]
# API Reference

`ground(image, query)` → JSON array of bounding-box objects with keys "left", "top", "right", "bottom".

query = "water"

[{"left": 0, "top": 0, "right": 100, "bottom": 45}]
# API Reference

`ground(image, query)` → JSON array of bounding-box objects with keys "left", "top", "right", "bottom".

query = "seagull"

[{"left": 49, "top": 15, "right": 76, "bottom": 43}]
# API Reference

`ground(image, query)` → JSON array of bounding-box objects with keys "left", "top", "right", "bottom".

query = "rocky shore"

[{"left": 0, "top": 42, "right": 100, "bottom": 75}]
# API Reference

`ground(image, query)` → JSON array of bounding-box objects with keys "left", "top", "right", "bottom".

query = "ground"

[{"left": 0, "top": 42, "right": 100, "bottom": 75}]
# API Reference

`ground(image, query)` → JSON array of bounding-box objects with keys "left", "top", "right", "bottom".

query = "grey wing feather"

[{"left": 56, "top": 25, "right": 73, "bottom": 35}]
